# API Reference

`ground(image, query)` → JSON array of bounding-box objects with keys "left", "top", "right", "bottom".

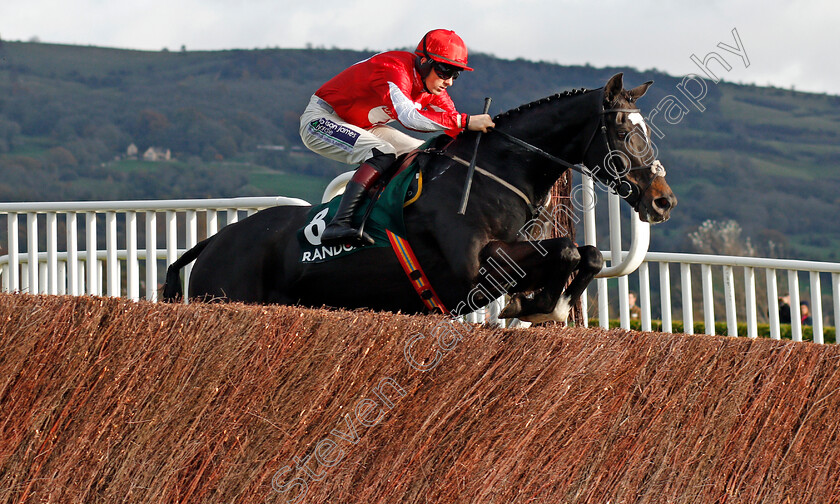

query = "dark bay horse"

[{"left": 163, "top": 73, "right": 677, "bottom": 323}]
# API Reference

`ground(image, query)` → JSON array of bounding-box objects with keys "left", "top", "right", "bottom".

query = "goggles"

[{"left": 432, "top": 62, "right": 461, "bottom": 80}]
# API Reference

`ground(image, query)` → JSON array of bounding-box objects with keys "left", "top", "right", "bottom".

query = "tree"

[
  {"left": 134, "top": 109, "right": 171, "bottom": 148},
  {"left": 688, "top": 219, "right": 755, "bottom": 257},
  {"left": 214, "top": 135, "right": 238, "bottom": 159},
  {"left": 0, "top": 118, "right": 21, "bottom": 153},
  {"left": 47, "top": 146, "right": 77, "bottom": 168},
  {"left": 755, "top": 229, "right": 789, "bottom": 258}
]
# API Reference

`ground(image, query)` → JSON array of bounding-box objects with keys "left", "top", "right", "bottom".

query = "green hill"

[{"left": 1, "top": 40, "right": 838, "bottom": 260}]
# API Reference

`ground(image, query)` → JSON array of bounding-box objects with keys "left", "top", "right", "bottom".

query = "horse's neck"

[
  {"left": 501, "top": 91, "right": 601, "bottom": 162},
  {"left": 450, "top": 91, "right": 601, "bottom": 200}
]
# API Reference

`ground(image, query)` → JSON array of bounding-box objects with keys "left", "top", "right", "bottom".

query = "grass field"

[
  {"left": 247, "top": 171, "right": 328, "bottom": 203},
  {"left": 104, "top": 159, "right": 330, "bottom": 203}
]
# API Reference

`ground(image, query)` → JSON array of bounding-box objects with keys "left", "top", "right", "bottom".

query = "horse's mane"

[{"left": 493, "top": 87, "right": 594, "bottom": 121}]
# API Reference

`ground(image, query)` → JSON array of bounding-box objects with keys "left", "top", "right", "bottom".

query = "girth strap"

[{"left": 387, "top": 230, "right": 449, "bottom": 314}]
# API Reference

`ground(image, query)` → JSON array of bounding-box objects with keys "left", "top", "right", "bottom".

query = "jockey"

[{"left": 299, "top": 28, "right": 495, "bottom": 247}]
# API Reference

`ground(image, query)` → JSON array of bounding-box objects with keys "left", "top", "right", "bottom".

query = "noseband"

[
  {"left": 489, "top": 92, "right": 664, "bottom": 211},
  {"left": 597, "top": 106, "right": 665, "bottom": 210}
]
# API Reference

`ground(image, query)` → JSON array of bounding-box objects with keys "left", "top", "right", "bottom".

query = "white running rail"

[
  {"left": 575, "top": 172, "right": 838, "bottom": 344},
  {"left": 599, "top": 251, "right": 840, "bottom": 344},
  {"left": 0, "top": 197, "right": 308, "bottom": 301},
  {"left": 2, "top": 186, "right": 837, "bottom": 344},
  {"left": 580, "top": 173, "right": 651, "bottom": 330}
]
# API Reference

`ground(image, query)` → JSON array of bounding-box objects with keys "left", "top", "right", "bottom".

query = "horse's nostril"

[{"left": 654, "top": 197, "right": 672, "bottom": 212}]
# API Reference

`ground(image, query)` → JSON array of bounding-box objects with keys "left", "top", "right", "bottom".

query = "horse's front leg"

[
  {"left": 477, "top": 239, "right": 601, "bottom": 323},
  {"left": 549, "top": 244, "right": 604, "bottom": 319}
]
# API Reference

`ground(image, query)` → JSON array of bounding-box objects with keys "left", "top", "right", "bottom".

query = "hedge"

[{"left": 585, "top": 319, "right": 836, "bottom": 343}]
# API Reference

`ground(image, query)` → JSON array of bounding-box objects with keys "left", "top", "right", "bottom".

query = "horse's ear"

[
  {"left": 628, "top": 80, "right": 654, "bottom": 101},
  {"left": 605, "top": 73, "right": 624, "bottom": 101}
]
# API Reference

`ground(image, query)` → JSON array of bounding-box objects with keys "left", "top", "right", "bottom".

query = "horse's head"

[
  {"left": 586, "top": 73, "right": 677, "bottom": 223},
  {"left": 458, "top": 74, "right": 676, "bottom": 224}
]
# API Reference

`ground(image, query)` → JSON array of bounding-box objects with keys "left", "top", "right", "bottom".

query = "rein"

[
  {"left": 446, "top": 92, "right": 665, "bottom": 212},
  {"left": 491, "top": 128, "right": 589, "bottom": 176},
  {"left": 490, "top": 105, "right": 664, "bottom": 210}
]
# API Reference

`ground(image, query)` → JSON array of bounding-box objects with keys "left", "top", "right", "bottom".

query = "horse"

[{"left": 163, "top": 73, "right": 677, "bottom": 323}]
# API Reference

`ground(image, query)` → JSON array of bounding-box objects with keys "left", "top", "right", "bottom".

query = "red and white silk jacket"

[{"left": 315, "top": 51, "right": 467, "bottom": 137}]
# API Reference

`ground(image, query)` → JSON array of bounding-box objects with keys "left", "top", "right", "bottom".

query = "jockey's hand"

[{"left": 467, "top": 114, "right": 495, "bottom": 133}]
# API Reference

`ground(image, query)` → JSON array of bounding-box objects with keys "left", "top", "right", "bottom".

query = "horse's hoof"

[
  {"left": 500, "top": 296, "right": 524, "bottom": 319},
  {"left": 519, "top": 294, "right": 572, "bottom": 324}
]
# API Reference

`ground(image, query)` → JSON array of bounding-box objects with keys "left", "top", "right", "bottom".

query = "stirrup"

[{"left": 321, "top": 222, "right": 374, "bottom": 247}]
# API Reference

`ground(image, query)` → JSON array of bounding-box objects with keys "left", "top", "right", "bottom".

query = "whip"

[{"left": 457, "top": 97, "right": 492, "bottom": 215}]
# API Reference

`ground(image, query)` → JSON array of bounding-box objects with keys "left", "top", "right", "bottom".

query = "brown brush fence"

[
  {"left": 590, "top": 318, "right": 837, "bottom": 343},
  {"left": 2, "top": 294, "right": 840, "bottom": 503}
]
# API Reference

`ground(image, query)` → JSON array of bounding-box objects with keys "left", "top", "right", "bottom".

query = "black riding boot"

[
  {"left": 320, "top": 151, "right": 396, "bottom": 247},
  {"left": 320, "top": 180, "right": 375, "bottom": 247}
]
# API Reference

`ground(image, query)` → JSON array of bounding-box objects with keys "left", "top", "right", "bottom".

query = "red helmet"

[{"left": 415, "top": 29, "right": 474, "bottom": 71}]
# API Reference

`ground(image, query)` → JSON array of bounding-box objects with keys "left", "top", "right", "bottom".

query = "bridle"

[{"left": 487, "top": 89, "right": 665, "bottom": 211}]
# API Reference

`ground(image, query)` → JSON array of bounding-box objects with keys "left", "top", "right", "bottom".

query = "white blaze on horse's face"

[{"left": 627, "top": 112, "right": 649, "bottom": 140}]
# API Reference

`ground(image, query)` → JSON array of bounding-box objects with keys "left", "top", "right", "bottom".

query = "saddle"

[
  {"left": 375, "top": 134, "right": 452, "bottom": 205},
  {"left": 296, "top": 144, "right": 436, "bottom": 264}
]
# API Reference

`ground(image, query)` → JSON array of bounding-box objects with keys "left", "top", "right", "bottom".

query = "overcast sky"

[{"left": 2, "top": 0, "right": 838, "bottom": 95}]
